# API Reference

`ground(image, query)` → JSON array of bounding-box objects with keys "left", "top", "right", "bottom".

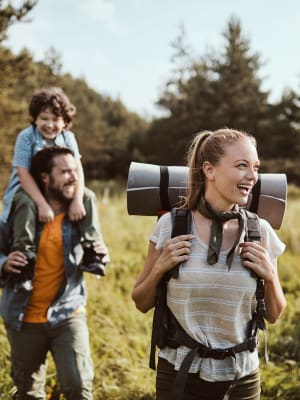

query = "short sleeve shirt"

[
  {"left": 150, "top": 211, "right": 285, "bottom": 382},
  {"left": 1, "top": 126, "right": 81, "bottom": 223}
]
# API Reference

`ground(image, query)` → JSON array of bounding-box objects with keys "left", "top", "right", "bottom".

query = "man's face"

[{"left": 45, "top": 154, "right": 78, "bottom": 203}]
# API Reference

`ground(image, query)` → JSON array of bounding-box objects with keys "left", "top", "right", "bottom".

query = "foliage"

[
  {"left": 144, "top": 16, "right": 300, "bottom": 174},
  {"left": 0, "top": 0, "right": 37, "bottom": 42},
  {"left": 0, "top": 1, "right": 148, "bottom": 194},
  {"left": 2, "top": 8, "right": 300, "bottom": 187}
]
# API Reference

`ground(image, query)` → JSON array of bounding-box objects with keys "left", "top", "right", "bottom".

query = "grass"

[{"left": 0, "top": 185, "right": 299, "bottom": 399}]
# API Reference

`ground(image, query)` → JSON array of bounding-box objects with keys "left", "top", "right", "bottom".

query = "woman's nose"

[{"left": 247, "top": 167, "right": 258, "bottom": 180}]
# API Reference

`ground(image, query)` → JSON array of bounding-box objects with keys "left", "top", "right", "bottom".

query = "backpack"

[{"left": 149, "top": 207, "right": 266, "bottom": 400}]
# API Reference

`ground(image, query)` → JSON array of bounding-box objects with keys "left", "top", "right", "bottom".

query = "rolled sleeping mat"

[{"left": 127, "top": 162, "right": 287, "bottom": 229}]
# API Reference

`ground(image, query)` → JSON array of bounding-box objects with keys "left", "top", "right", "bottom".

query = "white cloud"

[{"left": 77, "top": 0, "right": 119, "bottom": 33}]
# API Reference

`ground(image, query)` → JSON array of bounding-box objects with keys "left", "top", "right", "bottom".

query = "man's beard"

[{"left": 48, "top": 185, "right": 73, "bottom": 205}]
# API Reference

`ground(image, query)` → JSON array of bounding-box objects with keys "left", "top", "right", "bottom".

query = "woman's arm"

[
  {"left": 132, "top": 234, "right": 193, "bottom": 313},
  {"left": 263, "top": 260, "right": 286, "bottom": 323},
  {"left": 240, "top": 241, "right": 286, "bottom": 323}
]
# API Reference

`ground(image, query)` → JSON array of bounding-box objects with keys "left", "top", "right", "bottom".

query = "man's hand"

[
  {"left": 3, "top": 251, "right": 28, "bottom": 275},
  {"left": 93, "top": 241, "right": 110, "bottom": 264}
]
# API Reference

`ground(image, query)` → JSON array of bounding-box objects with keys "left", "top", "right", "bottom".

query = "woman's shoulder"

[
  {"left": 259, "top": 217, "right": 285, "bottom": 255},
  {"left": 259, "top": 217, "right": 275, "bottom": 234},
  {"left": 150, "top": 212, "right": 172, "bottom": 248}
]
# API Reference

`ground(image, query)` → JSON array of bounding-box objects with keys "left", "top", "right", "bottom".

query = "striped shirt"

[{"left": 150, "top": 211, "right": 285, "bottom": 382}]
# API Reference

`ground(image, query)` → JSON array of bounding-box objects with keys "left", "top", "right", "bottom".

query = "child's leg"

[
  {"left": 78, "top": 187, "right": 102, "bottom": 245},
  {"left": 78, "top": 188, "right": 106, "bottom": 276},
  {"left": 11, "top": 188, "right": 37, "bottom": 291}
]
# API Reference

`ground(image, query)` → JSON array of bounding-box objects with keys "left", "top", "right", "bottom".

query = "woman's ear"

[{"left": 202, "top": 161, "right": 215, "bottom": 181}]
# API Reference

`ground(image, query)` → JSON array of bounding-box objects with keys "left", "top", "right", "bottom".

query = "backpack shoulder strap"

[
  {"left": 170, "top": 208, "right": 191, "bottom": 279},
  {"left": 243, "top": 209, "right": 261, "bottom": 243},
  {"left": 243, "top": 209, "right": 269, "bottom": 361},
  {"left": 171, "top": 208, "right": 191, "bottom": 237},
  {"left": 149, "top": 207, "right": 191, "bottom": 370}
]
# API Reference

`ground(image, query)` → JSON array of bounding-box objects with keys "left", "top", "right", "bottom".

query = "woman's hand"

[
  {"left": 156, "top": 234, "right": 193, "bottom": 275},
  {"left": 240, "top": 241, "right": 275, "bottom": 283},
  {"left": 132, "top": 234, "right": 193, "bottom": 313},
  {"left": 240, "top": 241, "right": 286, "bottom": 323},
  {"left": 3, "top": 251, "right": 28, "bottom": 275}
]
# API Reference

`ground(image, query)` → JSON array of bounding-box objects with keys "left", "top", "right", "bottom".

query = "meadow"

[{"left": 0, "top": 182, "right": 300, "bottom": 399}]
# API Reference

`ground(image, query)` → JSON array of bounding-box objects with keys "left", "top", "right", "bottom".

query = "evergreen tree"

[
  {"left": 210, "top": 16, "right": 270, "bottom": 140},
  {"left": 0, "top": 0, "right": 37, "bottom": 42},
  {"left": 144, "top": 16, "right": 274, "bottom": 164}
]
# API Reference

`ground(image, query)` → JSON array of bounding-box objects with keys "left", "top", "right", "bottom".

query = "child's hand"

[
  {"left": 38, "top": 203, "right": 55, "bottom": 222},
  {"left": 68, "top": 198, "right": 86, "bottom": 221}
]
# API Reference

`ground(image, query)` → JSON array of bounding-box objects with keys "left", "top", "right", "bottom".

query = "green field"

[{"left": 0, "top": 185, "right": 300, "bottom": 399}]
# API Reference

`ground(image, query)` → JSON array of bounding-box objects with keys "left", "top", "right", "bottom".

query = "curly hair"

[{"left": 29, "top": 87, "right": 76, "bottom": 129}]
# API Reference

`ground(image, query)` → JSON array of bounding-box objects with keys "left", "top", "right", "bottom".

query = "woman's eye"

[{"left": 238, "top": 163, "right": 247, "bottom": 168}]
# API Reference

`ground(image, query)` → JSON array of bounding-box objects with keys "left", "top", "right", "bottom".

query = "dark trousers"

[
  {"left": 6, "top": 314, "right": 94, "bottom": 400},
  {"left": 156, "top": 357, "right": 261, "bottom": 400}
]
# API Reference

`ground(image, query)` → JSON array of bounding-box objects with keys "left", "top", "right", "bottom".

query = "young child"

[{"left": 1, "top": 87, "right": 106, "bottom": 291}]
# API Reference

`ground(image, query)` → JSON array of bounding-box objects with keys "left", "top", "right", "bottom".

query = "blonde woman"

[{"left": 132, "top": 129, "right": 286, "bottom": 400}]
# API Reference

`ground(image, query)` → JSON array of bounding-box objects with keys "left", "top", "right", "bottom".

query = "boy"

[{"left": 1, "top": 87, "right": 106, "bottom": 291}]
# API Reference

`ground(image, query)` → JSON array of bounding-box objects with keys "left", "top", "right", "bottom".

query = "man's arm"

[{"left": 0, "top": 222, "right": 10, "bottom": 284}]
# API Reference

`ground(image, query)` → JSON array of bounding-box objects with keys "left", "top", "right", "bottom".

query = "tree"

[
  {"left": 210, "top": 16, "right": 270, "bottom": 138},
  {"left": 267, "top": 89, "right": 300, "bottom": 158},
  {"left": 144, "top": 16, "right": 275, "bottom": 164},
  {"left": 0, "top": 0, "right": 38, "bottom": 42}
]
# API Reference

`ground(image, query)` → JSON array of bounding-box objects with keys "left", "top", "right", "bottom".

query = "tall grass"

[{"left": 0, "top": 186, "right": 299, "bottom": 399}]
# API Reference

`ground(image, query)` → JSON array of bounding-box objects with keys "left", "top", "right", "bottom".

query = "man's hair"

[
  {"left": 30, "top": 146, "right": 75, "bottom": 191},
  {"left": 29, "top": 87, "right": 76, "bottom": 129}
]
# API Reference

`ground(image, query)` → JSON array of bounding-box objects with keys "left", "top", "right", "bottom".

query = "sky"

[{"left": 3, "top": 0, "right": 300, "bottom": 118}]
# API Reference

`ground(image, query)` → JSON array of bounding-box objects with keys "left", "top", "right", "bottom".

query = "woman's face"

[{"left": 203, "top": 138, "right": 260, "bottom": 211}]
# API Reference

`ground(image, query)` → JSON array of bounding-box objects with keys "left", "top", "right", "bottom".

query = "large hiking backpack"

[{"left": 149, "top": 207, "right": 266, "bottom": 400}]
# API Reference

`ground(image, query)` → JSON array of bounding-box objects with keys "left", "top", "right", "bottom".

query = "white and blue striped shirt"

[{"left": 150, "top": 211, "right": 285, "bottom": 382}]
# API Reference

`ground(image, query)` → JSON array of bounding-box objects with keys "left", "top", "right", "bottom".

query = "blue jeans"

[{"left": 6, "top": 314, "right": 94, "bottom": 400}]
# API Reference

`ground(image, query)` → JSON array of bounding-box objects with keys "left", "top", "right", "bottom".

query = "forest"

[
  {"left": 1, "top": 1, "right": 300, "bottom": 399},
  {"left": 2, "top": 1, "right": 300, "bottom": 195}
]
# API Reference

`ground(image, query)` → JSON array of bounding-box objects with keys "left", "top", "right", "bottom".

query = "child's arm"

[
  {"left": 18, "top": 167, "right": 55, "bottom": 222},
  {"left": 68, "top": 159, "right": 86, "bottom": 221}
]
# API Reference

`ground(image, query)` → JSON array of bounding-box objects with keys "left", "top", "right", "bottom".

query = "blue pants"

[{"left": 6, "top": 314, "right": 94, "bottom": 400}]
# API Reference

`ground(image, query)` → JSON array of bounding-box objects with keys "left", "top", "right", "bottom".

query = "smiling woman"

[{"left": 132, "top": 129, "right": 287, "bottom": 400}]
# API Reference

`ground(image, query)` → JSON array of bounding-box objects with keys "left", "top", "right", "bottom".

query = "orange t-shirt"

[{"left": 24, "top": 213, "right": 65, "bottom": 323}]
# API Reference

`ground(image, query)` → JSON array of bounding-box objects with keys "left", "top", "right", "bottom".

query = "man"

[{"left": 0, "top": 146, "right": 109, "bottom": 399}]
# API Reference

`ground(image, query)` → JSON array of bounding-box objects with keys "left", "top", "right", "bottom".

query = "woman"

[{"left": 132, "top": 129, "right": 286, "bottom": 400}]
